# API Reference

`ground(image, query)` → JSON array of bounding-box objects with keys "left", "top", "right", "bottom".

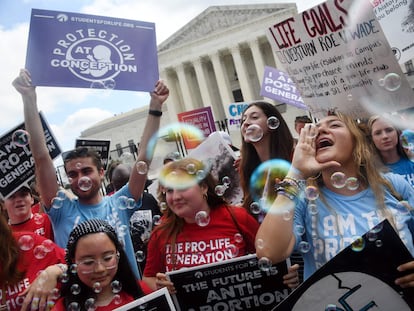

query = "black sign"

[
  {"left": 113, "top": 287, "right": 176, "bottom": 311},
  {"left": 0, "top": 112, "right": 61, "bottom": 199},
  {"left": 76, "top": 138, "right": 111, "bottom": 169},
  {"left": 61, "top": 138, "right": 111, "bottom": 169},
  {"left": 274, "top": 220, "right": 414, "bottom": 310},
  {"left": 167, "top": 254, "right": 292, "bottom": 310}
]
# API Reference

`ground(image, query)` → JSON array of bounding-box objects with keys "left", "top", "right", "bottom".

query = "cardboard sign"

[
  {"left": 0, "top": 112, "right": 61, "bottom": 199},
  {"left": 167, "top": 254, "right": 292, "bottom": 311},
  {"left": 266, "top": 0, "right": 413, "bottom": 119},
  {"left": 177, "top": 107, "right": 216, "bottom": 149},
  {"left": 273, "top": 219, "right": 414, "bottom": 310},
  {"left": 260, "top": 66, "right": 308, "bottom": 110},
  {"left": 113, "top": 287, "right": 176, "bottom": 311},
  {"left": 26, "top": 8, "right": 159, "bottom": 92}
]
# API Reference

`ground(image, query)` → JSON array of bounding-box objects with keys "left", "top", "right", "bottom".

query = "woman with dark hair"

[
  {"left": 143, "top": 158, "right": 299, "bottom": 293},
  {"left": 237, "top": 101, "right": 305, "bottom": 281},
  {"left": 53, "top": 219, "right": 149, "bottom": 311},
  {"left": 239, "top": 101, "right": 294, "bottom": 218},
  {"left": 368, "top": 115, "right": 414, "bottom": 187},
  {"left": 0, "top": 214, "right": 64, "bottom": 311}
]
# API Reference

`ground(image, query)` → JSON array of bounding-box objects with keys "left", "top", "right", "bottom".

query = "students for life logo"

[{"left": 50, "top": 13, "right": 138, "bottom": 87}]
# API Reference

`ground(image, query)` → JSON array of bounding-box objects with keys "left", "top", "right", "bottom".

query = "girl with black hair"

[{"left": 53, "top": 219, "right": 150, "bottom": 311}]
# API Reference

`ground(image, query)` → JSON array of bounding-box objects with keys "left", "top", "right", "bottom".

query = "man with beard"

[{"left": 12, "top": 69, "right": 169, "bottom": 280}]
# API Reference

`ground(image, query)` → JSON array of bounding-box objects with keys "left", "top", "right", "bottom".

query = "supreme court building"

[{"left": 81, "top": 3, "right": 308, "bottom": 167}]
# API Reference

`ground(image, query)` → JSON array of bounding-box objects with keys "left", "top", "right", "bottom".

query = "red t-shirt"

[
  {"left": 144, "top": 205, "right": 259, "bottom": 276},
  {"left": 1, "top": 232, "right": 65, "bottom": 311},
  {"left": 9, "top": 213, "right": 54, "bottom": 241},
  {"left": 53, "top": 291, "right": 135, "bottom": 311},
  {"left": 31, "top": 202, "right": 41, "bottom": 214},
  {"left": 52, "top": 281, "right": 152, "bottom": 310}
]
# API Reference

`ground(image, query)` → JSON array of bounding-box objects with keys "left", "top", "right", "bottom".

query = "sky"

[{"left": 0, "top": 0, "right": 324, "bottom": 156}]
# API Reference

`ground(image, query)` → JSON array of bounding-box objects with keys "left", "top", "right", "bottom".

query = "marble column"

[
  {"left": 160, "top": 69, "right": 180, "bottom": 121},
  {"left": 209, "top": 52, "right": 233, "bottom": 106},
  {"left": 230, "top": 45, "right": 254, "bottom": 102},
  {"left": 249, "top": 39, "right": 266, "bottom": 86},
  {"left": 175, "top": 63, "right": 193, "bottom": 111},
  {"left": 193, "top": 57, "right": 212, "bottom": 108}
]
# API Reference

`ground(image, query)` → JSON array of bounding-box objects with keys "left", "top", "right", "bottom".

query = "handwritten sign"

[
  {"left": 260, "top": 66, "right": 307, "bottom": 110},
  {"left": 266, "top": 0, "right": 413, "bottom": 119},
  {"left": 167, "top": 254, "right": 292, "bottom": 311},
  {"left": 273, "top": 220, "right": 414, "bottom": 310},
  {"left": 26, "top": 8, "right": 158, "bottom": 92},
  {"left": 0, "top": 112, "right": 61, "bottom": 199},
  {"left": 113, "top": 287, "right": 176, "bottom": 311}
]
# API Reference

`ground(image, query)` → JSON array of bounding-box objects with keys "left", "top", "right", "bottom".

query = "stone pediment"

[{"left": 158, "top": 3, "right": 295, "bottom": 52}]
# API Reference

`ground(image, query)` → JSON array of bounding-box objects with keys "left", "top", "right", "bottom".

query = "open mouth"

[{"left": 317, "top": 138, "right": 333, "bottom": 150}]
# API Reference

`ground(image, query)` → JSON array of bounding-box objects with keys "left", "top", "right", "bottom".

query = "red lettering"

[
  {"left": 268, "top": 17, "right": 301, "bottom": 49},
  {"left": 303, "top": 3, "right": 345, "bottom": 37}
]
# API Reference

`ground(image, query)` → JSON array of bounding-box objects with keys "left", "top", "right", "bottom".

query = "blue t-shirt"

[
  {"left": 293, "top": 173, "right": 414, "bottom": 280},
  {"left": 387, "top": 158, "right": 414, "bottom": 188},
  {"left": 47, "top": 184, "right": 142, "bottom": 279}
]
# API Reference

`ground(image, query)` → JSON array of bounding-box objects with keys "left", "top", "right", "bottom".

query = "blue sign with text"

[{"left": 26, "top": 9, "right": 159, "bottom": 92}]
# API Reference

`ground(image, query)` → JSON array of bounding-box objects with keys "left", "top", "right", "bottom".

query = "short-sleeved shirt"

[
  {"left": 144, "top": 205, "right": 259, "bottom": 276},
  {"left": 53, "top": 291, "right": 135, "bottom": 311},
  {"left": 293, "top": 173, "right": 414, "bottom": 280},
  {"left": 387, "top": 157, "right": 414, "bottom": 187},
  {"left": 1, "top": 232, "right": 65, "bottom": 311},
  {"left": 9, "top": 213, "right": 54, "bottom": 241},
  {"left": 46, "top": 184, "right": 142, "bottom": 279}
]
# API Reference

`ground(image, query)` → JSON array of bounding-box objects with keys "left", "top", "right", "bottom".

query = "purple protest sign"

[
  {"left": 260, "top": 66, "right": 307, "bottom": 110},
  {"left": 25, "top": 9, "right": 159, "bottom": 92},
  {"left": 177, "top": 107, "right": 217, "bottom": 149}
]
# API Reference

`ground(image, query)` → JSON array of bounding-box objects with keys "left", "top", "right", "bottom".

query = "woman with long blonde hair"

[{"left": 257, "top": 112, "right": 414, "bottom": 286}]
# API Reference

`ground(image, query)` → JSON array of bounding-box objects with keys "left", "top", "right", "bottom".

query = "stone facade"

[{"left": 80, "top": 3, "right": 309, "bottom": 170}]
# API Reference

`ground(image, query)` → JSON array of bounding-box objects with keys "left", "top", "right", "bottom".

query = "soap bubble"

[
  {"left": 78, "top": 176, "right": 92, "bottom": 191},
  {"left": 249, "top": 159, "right": 292, "bottom": 213},
  {"left": 195, "top": 211, "right": 210, "bottom": 227},
  {"left": 18, "top": 234, "right": 35, "bottom": 251},
  {"left": 12, "top": 129, "right": 30, "bottom": 147},
  {"left": 267, "top": 116, "right": 280, "bottom": 129},
  {"left": 147, "top": 122, "right": 205, "bottom": 162},
  {"left": 245, "top": 124, "right": 263, "bottom": 142}
]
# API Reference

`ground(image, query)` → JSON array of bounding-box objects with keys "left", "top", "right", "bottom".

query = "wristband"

[{"left": 149, "top": 109, "right": 162, "bottom": 117}]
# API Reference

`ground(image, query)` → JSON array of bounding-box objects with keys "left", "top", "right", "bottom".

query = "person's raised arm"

[
  {"left": 12, "top": 69, "right": 60, "bottom": 209},
  {"left": 256, "top": 124, "right": 340, "bottom": 263},
  {"left": 128, "top": 80, "right": 169, "bottom": 200}
]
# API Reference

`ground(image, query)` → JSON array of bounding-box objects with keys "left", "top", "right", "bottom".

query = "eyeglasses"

[{"left": 76, "top": 252, "right": 120, "bottom": 274}]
